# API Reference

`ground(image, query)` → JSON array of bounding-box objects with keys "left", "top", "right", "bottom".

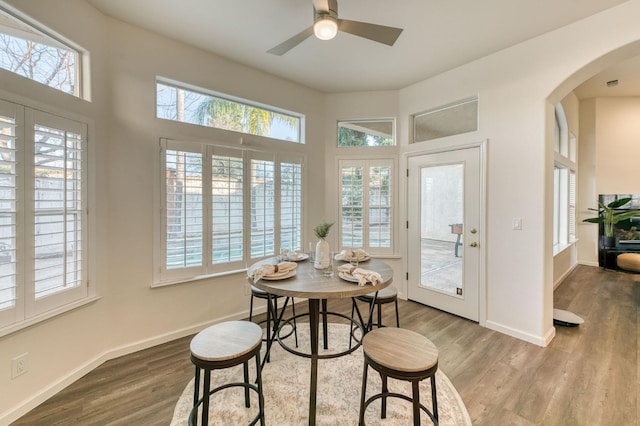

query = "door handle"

[{"left": 469, "top": 242, "right": 478, "bottom": 247}]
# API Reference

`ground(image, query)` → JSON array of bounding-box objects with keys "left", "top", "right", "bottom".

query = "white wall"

[
  {"left": 0, "top": 0, "right": 324, "bottom": 422},
  {"left": 397, "top": 0, "right": 640, "bottom": 346},
  {"left": 5, "top": 0, "right": 640, "bottom": 422},
  {"left": 578, "top": 97, "right": 640, "bottom": 265}
]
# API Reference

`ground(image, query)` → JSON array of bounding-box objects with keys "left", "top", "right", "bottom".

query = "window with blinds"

[
  {"left": 212, "top": 153, "right": 243, "bottom": 264},
  {"left": 281, "top": 162, "right": 302, "bottom": 252},
  {"left": 0, "top": 100, "right": 89, "bottom": 334},
  {"left": 165, "top": 149, "right": 203, "bottom": 269},
  {"left": 339, "top": 159, "right": 393, "bottom": 254},
  {"left": 250, "top": 159, "right": 275, "bottom": 259},
  {"left": 0, "top": 107, "right": 17, "bottom": 315},
  {"left": 157, "top": 140, "right": 303, "bottom": 285},
  {"left": 33, "top": 123, "right": 84, "bottom": 299}
]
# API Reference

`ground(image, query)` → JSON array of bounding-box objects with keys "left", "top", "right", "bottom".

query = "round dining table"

[{"left": 248, "top": 257, "right": 394, "bottom": 425}]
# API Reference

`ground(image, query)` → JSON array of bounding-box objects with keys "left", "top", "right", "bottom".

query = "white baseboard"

[
  {"left": 554, "top": 263, "right": 579, "bottom": 289},
  {"left": 0, "top": 304, "right": 275, "bottom": 425},
  {"left": 485, "top": 320, "right": 555, "bottom": 347}
]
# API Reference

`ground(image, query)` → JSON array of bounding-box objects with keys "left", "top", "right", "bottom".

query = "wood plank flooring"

[{"left": 11, "top": 265, "right": 639, "bottom": 425}]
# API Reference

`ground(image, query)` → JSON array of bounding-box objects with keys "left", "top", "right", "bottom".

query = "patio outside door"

[{"left": 407, "top": 147, "right": 481, "bottom": 321}]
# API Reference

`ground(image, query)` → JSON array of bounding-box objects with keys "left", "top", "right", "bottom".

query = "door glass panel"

[{"left": 420, "top": 163, "right": 463, "bottom": 297}]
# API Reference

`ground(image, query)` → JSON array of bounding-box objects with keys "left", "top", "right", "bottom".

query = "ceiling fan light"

[{"left": 313, "top": 16, "right": 338, "bottom": 40}]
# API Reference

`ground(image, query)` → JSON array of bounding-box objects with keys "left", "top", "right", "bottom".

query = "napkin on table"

[
  {"left": 334, "top": 248, "right": 369, "bottom": 261},
  {"left": 249, "top": 261, "right": 297, "bottom": 281},
  {"left": 337, "top": 264, "right": 383, "bottom": 286}
]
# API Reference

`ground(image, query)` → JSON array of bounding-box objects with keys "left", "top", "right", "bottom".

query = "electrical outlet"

[
  {"left": 11, "top": 353, "right": 28, "bottom": 379},
  {"left": 244, "top": 282, "right": 251, "bottom": 296}
]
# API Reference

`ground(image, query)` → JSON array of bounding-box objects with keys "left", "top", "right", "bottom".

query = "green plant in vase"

[
  {"left": 313, "top": 221, "right": 334, "bottom": 269},
  {"left": 583, "top": 197, "right": 640, "bottom": 248}
]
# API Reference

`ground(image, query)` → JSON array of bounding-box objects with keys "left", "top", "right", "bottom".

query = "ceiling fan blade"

[
  {"left": 267, "top": 26, "right": 314, "bottom": 55},
  {"left": 338, "top": 19, "right": 403, "bottom": 46}
]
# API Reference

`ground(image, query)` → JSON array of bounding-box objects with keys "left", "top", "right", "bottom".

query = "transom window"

[
  {"left": 157, "top": 139, "right": 303, "bottom": 285},
  {"left": 0, "top": 6, "right": 82, "bottom": 97},
  {"left": 156, "top": 79, "right": 303, "bottom": 143},
  {"left": 337, "top": 119, "right": 395, "bottom": 147}
]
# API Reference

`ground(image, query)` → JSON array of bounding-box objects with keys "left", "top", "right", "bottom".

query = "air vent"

[{"left": 606, "top": 79, "right": 619, "bottom": 87}]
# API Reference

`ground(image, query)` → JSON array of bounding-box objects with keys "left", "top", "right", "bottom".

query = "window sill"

[
  {"left": 0, "top": 295, "right": 101, "bottom": 338},
  {"left": 151, "top": 268, "right": 248, "bottom": 288},
  {"left": 553, "top": 240, "right": 576, "bottom": 256}
]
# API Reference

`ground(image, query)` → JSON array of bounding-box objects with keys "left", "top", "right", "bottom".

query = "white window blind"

[
  {"left": 212, "top": 151, "right": 243, "bottom": 264},
  {"left": 339, "top": 159, "right": 393, "bottom": 255},
  {"left": 0, "top": 100, "right": 89, "bottom": 333},
  {"left": 250, "top": 158, "right": 275, "bottom": 259},
  {"left": 0, "top": 103, "right": 18, "bottom": 319},
  {"left": 368, "top": 163, "right": 392, "bottom": 248},
  {"left": 280, "top": 161, "right": 302, "bottom": 251},
  {"left": 157, "top": 140, "right": 303, "bottom": 285},
  {"left": 33, "top": 123, "right": 84, "bottom": 299},
  {"left": 165, "top": 148, "right": 204, "bottom": 270}
]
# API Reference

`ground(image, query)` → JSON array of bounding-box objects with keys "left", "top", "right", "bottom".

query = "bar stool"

[
  {"left": 189, "top": 321, "right": 265, "bottom": 426},
  {"left": 359, "top": 327, "right": 439, "bottom": 425},
  {"left": 353, "top": 285, "right": 400, "bottom": 329},
  {"left": 249, "top": 286, "right": 298, "bottom": 360},
  {"left": 349, "top": 285, "right": 399, "bottom": 348}
]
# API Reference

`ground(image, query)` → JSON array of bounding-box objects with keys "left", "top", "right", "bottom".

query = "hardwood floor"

[{"left": 12, "top": 265, "right": 639, "bottom": 425}]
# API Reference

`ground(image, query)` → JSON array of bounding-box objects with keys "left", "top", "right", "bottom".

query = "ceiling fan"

[{"left": 267, "top": 0, "right": 403, "bottom": 55}]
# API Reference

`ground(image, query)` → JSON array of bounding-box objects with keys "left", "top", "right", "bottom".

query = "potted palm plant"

[{"left": 583, "top": 197, "right": 640, "bottom": 248}]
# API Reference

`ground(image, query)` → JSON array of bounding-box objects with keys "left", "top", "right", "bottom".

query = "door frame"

[{"left": 402, "top": 140, "right": 487, "bottom": 326}]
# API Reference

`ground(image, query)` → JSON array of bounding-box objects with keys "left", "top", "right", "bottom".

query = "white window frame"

[
  {"left": 553, "top": 104, "right": 577, "bottom": 254},
  {"left": 0, "top": 4, "right": 85, "bottom": 98},
  {"left": 337, "top": 158, "right": 394, "bottom": 256},
  {"left": 0, "top": 98, "right": 90, "bottom": 335},
  {"left": 155, "top": 78, "right": 304, "bottom": 144},
  {"left": 155, "top": 138, "right": 304, "bottom": 286}
]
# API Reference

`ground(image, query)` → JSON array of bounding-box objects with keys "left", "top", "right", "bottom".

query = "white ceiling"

[{"left": 86, "top": 0, "right": 632, "bottom": 94}]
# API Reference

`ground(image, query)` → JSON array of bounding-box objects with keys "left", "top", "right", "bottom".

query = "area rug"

[{"left": 171, "top": 323, "right": 471, "bottom": 425}]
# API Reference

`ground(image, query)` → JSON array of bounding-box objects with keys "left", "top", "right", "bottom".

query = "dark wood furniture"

[
  {"left": 359, "top": 327, "right": 439, "bottom": 425},
  {"left": 189, "top": 321, "right": 265, "bottom": 426},
  {"left": 598, "top": 241, "right": 640, "bottom": 270},
  {"left": 248, "top": 258, "right": 393, "bottom": 425}
]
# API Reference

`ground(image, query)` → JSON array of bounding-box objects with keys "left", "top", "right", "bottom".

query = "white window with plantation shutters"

[
  {"left": 156, "top": 139, "right": 303, "bottom": 285},
  {"left": 280, "top": 161, "right": 302, "bottom": 252},
  {"left": 0, "top": 99, "right": 89, "bottom": 334},
  {"left": 0, "top": 100, "right": 21, "bottom": 328},
  {"left": 339, "top": 158, "right": 393, "bottom": 255}
]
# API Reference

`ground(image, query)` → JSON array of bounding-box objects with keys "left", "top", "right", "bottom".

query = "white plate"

[
  {"left": 262, "top": 270, "right": 296, "bottom": 280},
  {"left": 288, "top": 253, "right": 309, "bottom": 262},
  {"left": 339, "top": 255, "right": 370, "bottom": 263},
  {"left": 338, "top": 272, "right": 360, "bottom": 283}
]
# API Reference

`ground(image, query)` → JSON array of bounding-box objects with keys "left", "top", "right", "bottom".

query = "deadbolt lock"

[{"left": 470, "top": 228, "right": 477, "bottom": 234}]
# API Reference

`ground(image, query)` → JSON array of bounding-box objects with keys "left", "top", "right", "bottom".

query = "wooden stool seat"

[
  {"left": 190, "top": 321, "right": 265, "bottom": 426},
  {"left": 359, "top": 328, "right": 439, "bottom": 425},
  {"left": 356, "top": 285, "right": 398, "bottom": 302}
]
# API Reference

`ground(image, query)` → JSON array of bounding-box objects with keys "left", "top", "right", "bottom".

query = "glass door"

[{"left": 407, "top": 147, "right": 481, "bottom": 321}]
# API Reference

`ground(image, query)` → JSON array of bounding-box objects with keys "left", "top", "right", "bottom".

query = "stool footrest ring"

[
  {"left": 189, "top": 382, "right": 262, "bottom": 426},
  {"left": 360, "top": 391, "right": 438, "bottom": 425}
]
